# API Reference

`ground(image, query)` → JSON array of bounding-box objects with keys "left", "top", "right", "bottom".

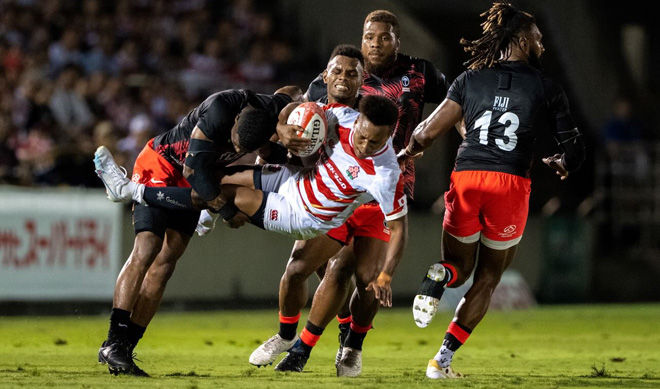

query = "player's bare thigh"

[{"left": 286, "top": 236, "right": 343, "bottom": 276}]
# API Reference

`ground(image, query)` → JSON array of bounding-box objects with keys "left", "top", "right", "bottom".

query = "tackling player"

[
  {"left": 263, "top": 10, "right": 449, "bottom": 376},
  {"left": 96, "top": 93, "right": 406, "bottom": 245},
  {"left": 398, "top": 1, "right": 585, "bottom": 378},
  {"left": 94, "top": 86, "right": 302, "bottom": 376}
]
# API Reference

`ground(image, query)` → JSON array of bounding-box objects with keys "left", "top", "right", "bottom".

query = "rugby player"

[
  {"left": 263, "top": 10, "right": 449, "bottom": 376},
  {"left": 398, "top": 1, "right": 586, "bottom": 378},
  {"left": 94, "top": 85, "right": 302, "bottom": 376}
]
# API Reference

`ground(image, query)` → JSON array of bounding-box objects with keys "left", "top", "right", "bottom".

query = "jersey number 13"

[{"left": 475, "top": 110, "right": 519, "bottom": 151}]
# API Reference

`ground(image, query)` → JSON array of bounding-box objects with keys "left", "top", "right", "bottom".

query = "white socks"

[
  {"left": 133, "top": 182, "right": 145, "bottom": 204},
  {"left": 434, "top": 345, "right": 455, "bottom": 368}
]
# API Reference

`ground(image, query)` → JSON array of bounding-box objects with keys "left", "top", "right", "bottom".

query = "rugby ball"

[{"left": 286, "top": 102, "right": 327, "bottom": 157}]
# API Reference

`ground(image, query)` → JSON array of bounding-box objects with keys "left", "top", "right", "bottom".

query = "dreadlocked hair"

[{"left": 460, "top": 1, "right": 536, "bottom": 70}]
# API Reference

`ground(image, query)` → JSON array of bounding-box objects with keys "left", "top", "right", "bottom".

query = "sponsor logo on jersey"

[
  {"left": 401, "top": 75, "right": 411, "bottom": 92},
  {"left": 324, "top": 160, "right": 347, "bottom": 189},
  {"left": 493, "top": 96, "right": 510, "bottom": 112},
  {"left": 150, "top": 178, "right": 165, "bottom": 184},
  {"left": 346, "top": 166, "right": 360, "bottom": 180},
  {"left": 270, "top": 210, "right": 279, "bottom": 221},
  {"left": 157, "top": 191, "right": 165, "bottom": 201}
]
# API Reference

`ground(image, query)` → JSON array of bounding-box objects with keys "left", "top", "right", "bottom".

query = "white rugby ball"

[{"left": 286, "top": 102, "right": 327, "bottom": 157}]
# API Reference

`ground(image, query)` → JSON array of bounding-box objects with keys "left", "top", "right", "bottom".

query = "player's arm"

[
  {"left": 423, "top": 59, "right": 450, "bottom": 104},
  {"left": 398, "top": 98, "right": 463, "bottom": 163},
  {"left": 184, "top": 125, "right": 254, "bottom": 213},
  {"left": 274, "top": 85, "right": 304, "bottom": 103},
  {"left": 366, "top": 214, "right": 408, "bottom": 308},
  {"left": 541, "top": 80, "right": 586, "bottom": 180},
  {"left": 255, "top": 141, "right": 289, "bottom": 164},
  {"left": 182, "top": 126, "right": 226, "bottom": 210},
  {"left": 303, "top": 73, "right": 326, "bottom": 102},
  {"left": 542, "top": 114, "right": 585, "bottom": 180}
]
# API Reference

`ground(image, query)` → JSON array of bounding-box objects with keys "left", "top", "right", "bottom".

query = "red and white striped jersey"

[{"left": 295, "top": 103, "right": 407, "bottom": 228}]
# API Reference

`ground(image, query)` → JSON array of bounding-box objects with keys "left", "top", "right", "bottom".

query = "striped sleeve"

[{"left": 368, "top": 167, "right": 408, "bottom": 221}]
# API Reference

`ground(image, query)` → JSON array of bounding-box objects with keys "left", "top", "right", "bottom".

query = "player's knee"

[
  {"left": 352, "top": 266, "right": 378, "bottom": 289},
  {"left": 283, "top": 259, "right": 315, "bottom": 283},
  {"left": 326, "top": 256, "right": 354, "bottom": 283},
  {"left": 128, "top": 247, "right": 160, "bottom": 271},
  {"left": 233, "top": 189, "right": 263, "bottom": 217}
]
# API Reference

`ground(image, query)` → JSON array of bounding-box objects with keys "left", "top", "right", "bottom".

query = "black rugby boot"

[
  {"left": 98, "top": 340, "right": 150, "bottom": 377},
  {"left": 275, "top": 344, "right": 309, "bottom": 373}
]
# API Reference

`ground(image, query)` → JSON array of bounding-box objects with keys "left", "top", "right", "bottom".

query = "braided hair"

[{"left": 460, "top": 1, "right": 536, "bottom": 70}]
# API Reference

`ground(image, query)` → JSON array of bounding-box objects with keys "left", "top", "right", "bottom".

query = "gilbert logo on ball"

[{"left": 286, "top": 102, "right": 327, "bottom": 157}]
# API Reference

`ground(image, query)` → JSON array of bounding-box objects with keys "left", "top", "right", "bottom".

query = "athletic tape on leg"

[{"left": 417, "top": 266, "right": 447, "bottom": 299}]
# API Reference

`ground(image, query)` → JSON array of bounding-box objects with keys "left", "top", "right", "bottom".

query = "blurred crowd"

[{"left": 0, "top": 0, "right": 299, "bottom": 187}]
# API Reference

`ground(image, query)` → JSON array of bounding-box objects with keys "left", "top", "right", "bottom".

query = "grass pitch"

[{"left": 1, "top": 304, "right": 659, "bottom": 388}]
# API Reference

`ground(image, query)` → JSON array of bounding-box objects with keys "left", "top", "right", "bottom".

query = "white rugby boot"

[
  {"left": 249, "top": 334, "right": 299, "bottom": 367},
  {"left": 336, "top": 346, "right": 362, "bottom": 377},
  {"left": 94, "top": 146, "right": 143, "bottom": 203},
  {"left": 426, "top": 359, "right": 462, "bottom": 379},
  {"left": 412, "top": 263, "right": 447, "bottom": 328}
]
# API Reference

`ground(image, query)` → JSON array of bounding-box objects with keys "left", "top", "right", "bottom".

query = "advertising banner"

[{"left": 0, "top": 189, "right": 123, "bottom": 301}]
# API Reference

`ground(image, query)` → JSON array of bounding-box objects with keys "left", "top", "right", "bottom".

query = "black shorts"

[{"left": 133, "top": 203, "right": 200, "bottom": 239}]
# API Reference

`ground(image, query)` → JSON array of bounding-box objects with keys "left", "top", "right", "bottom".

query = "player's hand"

[
  {"left": 542, "top": 153, "right": 569, "bottom": 180},
  {"left": 366, "top": 272, "right": 393, "bottom": 307},
  {"left": 224, "top": 211, "right": 250, "bottom": 229},
  {"left": 276, "top": 122, "right": 310, "bottom": 154},
  {"left": 396, "top": 149, "right": 410, "bottom": 166},
  {"left": 396, "top": 149, "right": 423, "bottom": 168}
]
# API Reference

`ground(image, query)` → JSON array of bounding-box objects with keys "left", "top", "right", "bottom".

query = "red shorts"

[
  {"left": 131, "top": 139, "right": 190, "bottom": 188},
  {"left": 443, "top": 170, "right": 531, "bottom": 243},
  {"left": 326, "top": 202, "right": 390, "bottom": 245}
]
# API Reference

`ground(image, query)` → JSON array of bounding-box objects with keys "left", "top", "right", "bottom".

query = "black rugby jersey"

[
  {"left": 305, "top": 54, "right": 448, "bottom": 198},
  {"left": 448, "top": 61, "right": 579, "bottom": 178},
  {"left": 152, "top": 89, "right": 291, "bottom": 171}
]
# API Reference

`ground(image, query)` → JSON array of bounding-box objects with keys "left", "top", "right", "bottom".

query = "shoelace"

[
  {"left": 131, "top": 352, "right": 142, "bottom": 363},
  {"left": 262, "top": 337, "right": 281, "bottom": 353},
  {"left": 341, "top": 349, "right": 359, "bottom": 365},
  {"left": 111, "top": 164, "right": 128, "bottom": 179}
]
